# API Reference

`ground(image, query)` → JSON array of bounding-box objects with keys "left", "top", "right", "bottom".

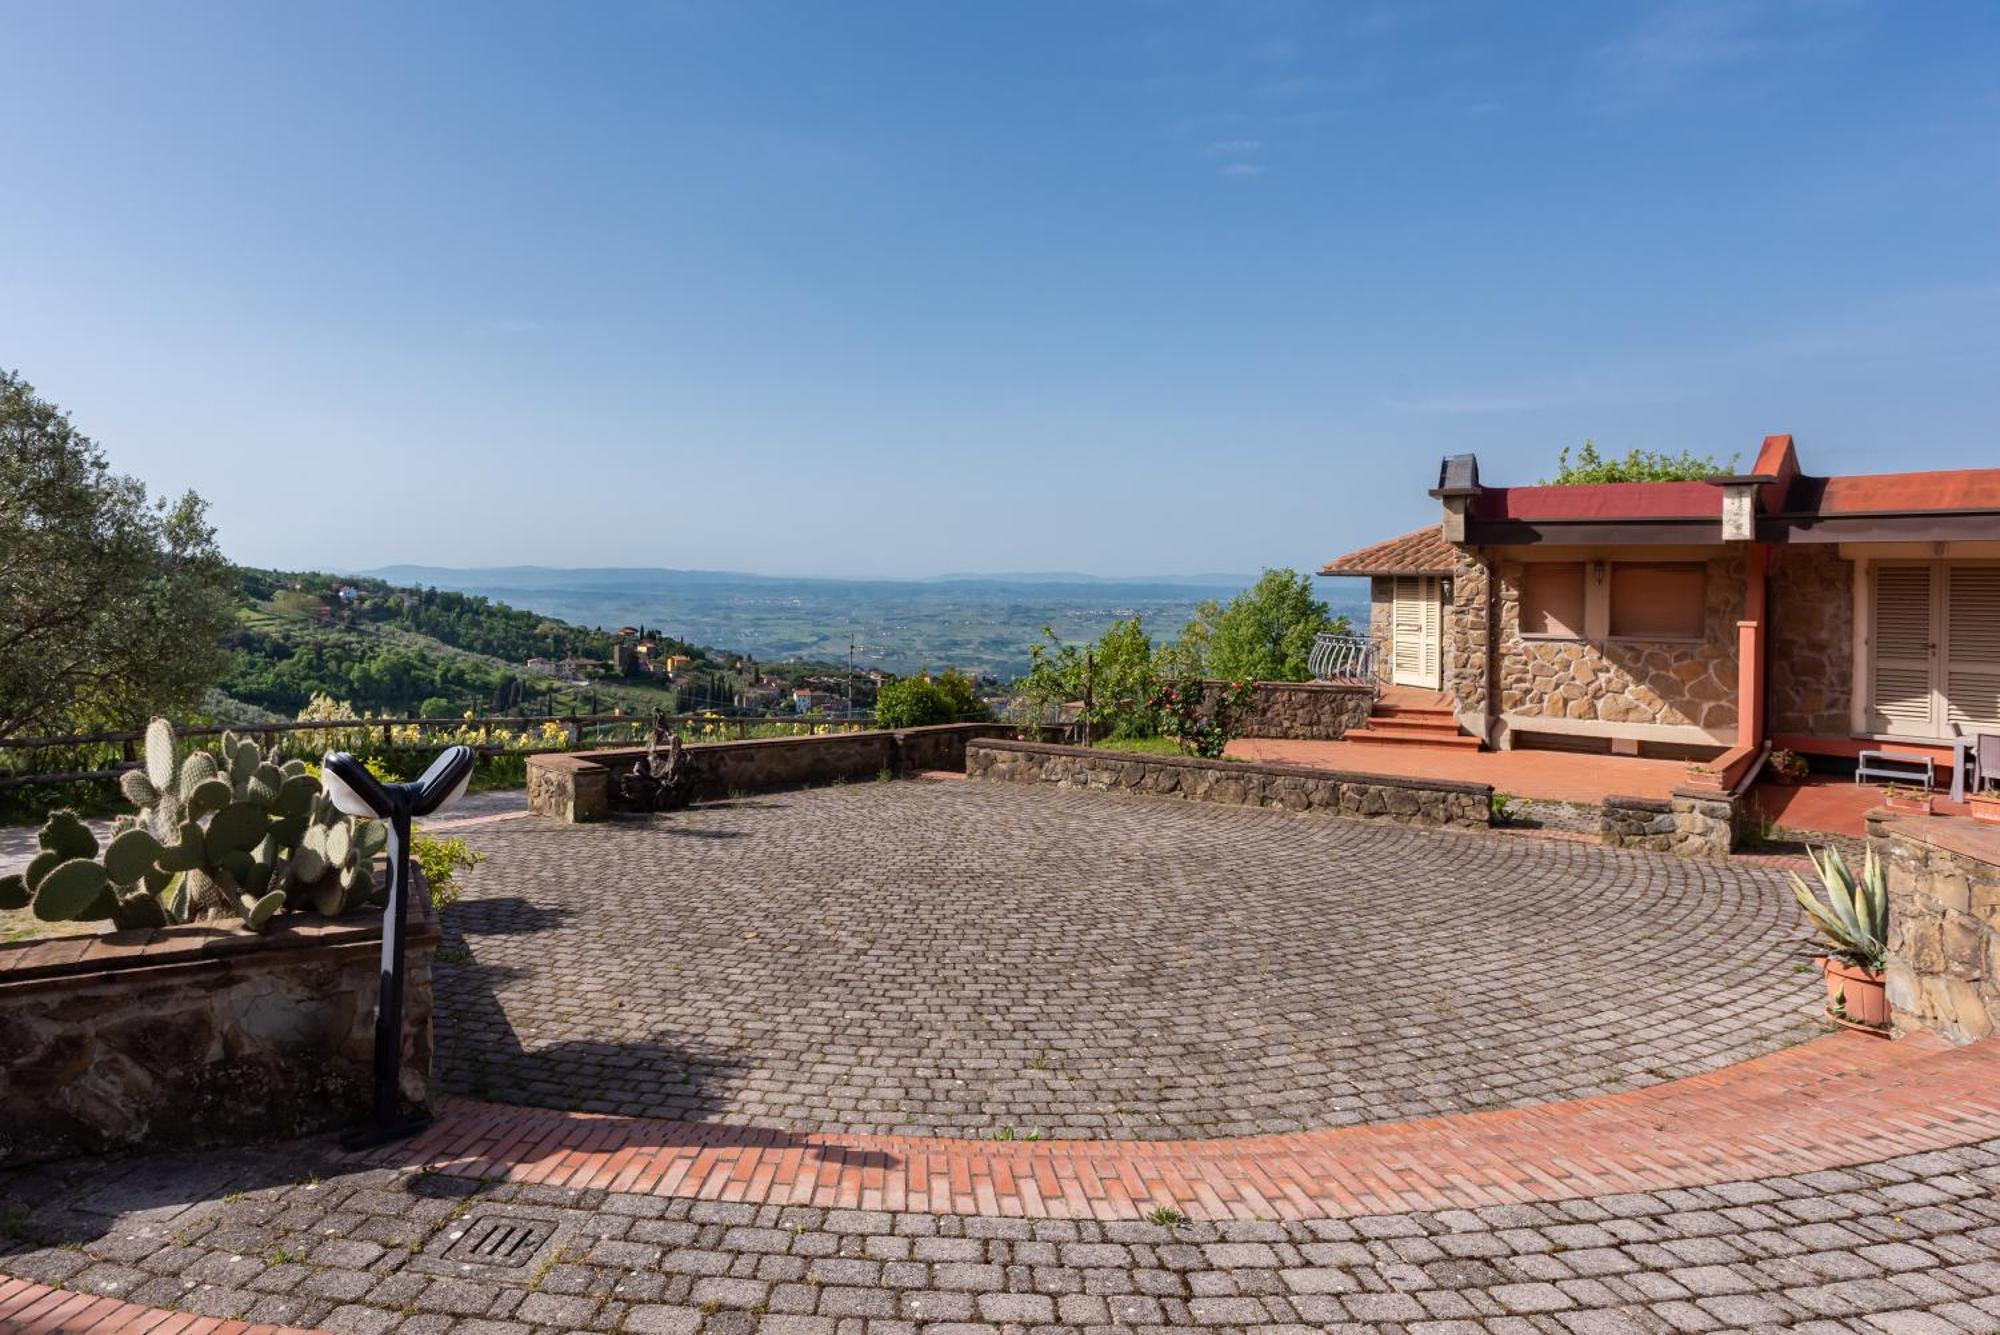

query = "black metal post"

[{"left": 342, "top": 797, "right": 431, "bottom": 1150}]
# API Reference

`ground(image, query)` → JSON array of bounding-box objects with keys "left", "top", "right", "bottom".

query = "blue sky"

[{"left": 4, "top": 2, "right": 1997, "bottom": 578}]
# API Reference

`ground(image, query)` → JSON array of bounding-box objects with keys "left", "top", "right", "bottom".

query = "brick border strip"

[
  {"left": 340, "top": 1033, "right": 2000, "bottom": 1222},
  {"left": 0, "top": 1275, "right": 326, "bottom": 1333}
]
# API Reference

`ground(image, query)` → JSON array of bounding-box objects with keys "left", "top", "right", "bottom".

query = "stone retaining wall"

[
  {"left": 965, "top": 739, "right": 1491, "bottom": 829},
  {"left": 1871, "top": 814, "right": 2000, "bottom": 1043},
  {"left": 1598, "top": 788, "right": 1738, "bottom": 857},
  {"left": 0, "top": 895, "right": 438, "bottom": 1169},
  {"left": 1216, "top": 680, "right": 1375, "bottom": 740},
  {"left": 527, "top": 722, "right": 1022, "bottom": 822}
]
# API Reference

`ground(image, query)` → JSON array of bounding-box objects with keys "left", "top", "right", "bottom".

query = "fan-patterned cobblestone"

[{"left": 437, "top": 782, "right": 1818, "bottom": 1139}]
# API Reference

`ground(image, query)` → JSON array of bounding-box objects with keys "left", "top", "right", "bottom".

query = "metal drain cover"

[
  {"left": 447, "top": 1217, "right": 548, "bottom": 1267},
  {"left": 413, "top": 1203, "right": 572, "bottom": 1280}
]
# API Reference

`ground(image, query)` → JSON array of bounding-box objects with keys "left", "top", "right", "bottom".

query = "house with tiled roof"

[{"left": 1321, "top": 434, "right": 2000, "bottom": 791}]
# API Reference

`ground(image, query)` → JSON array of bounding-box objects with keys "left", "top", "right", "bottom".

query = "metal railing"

[{"left": 1309, "top": 633, "right": 1379, "bottom": 690}]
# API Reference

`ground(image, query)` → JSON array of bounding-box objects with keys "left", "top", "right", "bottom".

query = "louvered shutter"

[
  {"left": 1869, "top": 565, "right": 1936, "bottom": 736},
  {"left": 1420, "top": 580, "right": 1441, "bottom": 686},
  {"left": 1945, "top": 565, "right": 2000, "bottom": 730}
]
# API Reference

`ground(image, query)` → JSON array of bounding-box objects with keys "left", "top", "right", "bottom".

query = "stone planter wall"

[
  {"left": 526, "top": 722, "right": 1021, "bottom": 822},
  {"left": 1207, "top": 680, "right": 1375, "bottom": 740},
  {"left": 1600, "top": 788, "right": 1738, "bottom": 857},
  {"left": 0, "top": 895, "right": 438, "bottom": 1169},
  {"left": 966, "top": 740, "right": 1491, "bottom": 829},
  {"left": 1871, "top": 814, "right": 2000, "bottom": 1043}
]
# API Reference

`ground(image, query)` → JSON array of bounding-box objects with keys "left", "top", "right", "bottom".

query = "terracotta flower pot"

[
  {"left": 1970, "top": 793, "right": 2000, "bottom": 826},
  {"left": 1816, "top": 955, "right": 1890, "bottom": 1035},
  {"left": 1883, "top": 791, "right": 1935, "bottom": 817}
]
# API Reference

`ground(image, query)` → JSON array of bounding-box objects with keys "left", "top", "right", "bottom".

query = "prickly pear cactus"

[{"left": 12, "top": 718, "right": 387, "bottom": 934}]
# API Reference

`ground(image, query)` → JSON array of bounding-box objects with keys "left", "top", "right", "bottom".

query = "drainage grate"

[{"left": 444, "top": 1217, "right": 548, "bottom": 1268}]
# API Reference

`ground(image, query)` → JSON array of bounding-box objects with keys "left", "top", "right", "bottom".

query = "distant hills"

[{"left": 349, "top": 565, "right": 1368, "bottom": 678}]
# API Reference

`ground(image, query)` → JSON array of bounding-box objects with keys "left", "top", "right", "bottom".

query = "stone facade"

[
  {"left": 1873, "top": 814, "right": 2000, "bottom": 1043},
  {"left": 1599, "top": 788, "right": 1739, "bottom": 858},
  {"left": 1600, "top": 794, "right": 1676, "bottom": 851},
  {"left": 0, "top": 897, "right": 438, "bottom": 1169},
  {"left": 527, "top": 723, "right": 1021, "bottom": 822},
  {"left": 965, "top": 739, "right": 1492, "bottom": 829},
  {"left": 1209, "top": 680, "right": 1374, "bottom": 740},
  {"left": 1495, "top": 553, "right": 1742, "bottom": 735},
  {"left": 1768, "top": 545, "right": 1854, "bottom": 738},
  {"left": 1443, "top": 556, "right": 1493, "bottom": 739}
]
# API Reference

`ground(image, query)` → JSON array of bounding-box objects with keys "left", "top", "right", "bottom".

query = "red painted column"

[{"left": 1736, "top": 543, "right": 1769, "bottom": 750}]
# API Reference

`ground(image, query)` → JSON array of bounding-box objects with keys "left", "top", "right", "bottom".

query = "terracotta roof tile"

[{"left": 1321, "top": 526, "right": 1458, "bottom": 576}]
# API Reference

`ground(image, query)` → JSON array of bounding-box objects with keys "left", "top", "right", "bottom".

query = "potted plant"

[
  {"left": 1970, "top": 785, "right": 2000, "bottom": 825},
  {"left": 1880, "top": 782, "right": 1935, "bottom": 817},
  {"left": 1766, "top": 748, "right": 1809, "bottom": 786},
  {"left": 1790, "top": 845, "right": 1891, "bottom": 1035}
]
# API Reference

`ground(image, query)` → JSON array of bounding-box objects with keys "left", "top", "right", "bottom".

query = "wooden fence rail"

[{"left": 0, "top": 712, "right": 877, "bottom": 790}]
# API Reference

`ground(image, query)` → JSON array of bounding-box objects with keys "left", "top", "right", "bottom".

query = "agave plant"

[{"left": 1789, "top": 845, "right": 1889, "bottom": 972}]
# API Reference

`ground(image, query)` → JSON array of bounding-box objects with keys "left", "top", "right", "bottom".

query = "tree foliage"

[
  {"left": 872, "top": 668, "right": 988, "bottom": 729},
  {"left": 1543, "top": 440, "right": 1736, "bottom": 485},
  {"left": 1182, "top": 568, "right": 1345, "bottom": 683},
  {"left": 1011, "top": 571, "right": 1344, "bottom": 739},
  {"left": 0, "top": 370, "right": 235, "bottom": 743}
]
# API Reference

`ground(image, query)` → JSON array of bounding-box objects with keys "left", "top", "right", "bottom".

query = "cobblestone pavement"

[
  {"left": 5, "top": 1133, "right": 2000, "bottom": 1333},
  {"left": 434, "top": 781, "right": 1819, "bottom": 1140}
]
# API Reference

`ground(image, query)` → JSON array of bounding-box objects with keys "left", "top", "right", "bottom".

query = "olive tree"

[{"left": 0, "top": 370, "right": 235, "bottom": 743}]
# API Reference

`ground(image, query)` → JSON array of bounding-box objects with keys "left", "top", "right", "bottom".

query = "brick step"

[
  {"left": 1347, "top": 724, "right": 1482, "bottom": 750},
  {"left": 1366, "top": 710, "right": 1462, "bottom": 731}
]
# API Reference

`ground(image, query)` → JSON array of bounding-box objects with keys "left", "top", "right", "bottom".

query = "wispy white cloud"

[
  {"left": 1218, "top": 162, "right": 1266, "bottom": 178},
  {"left": 1592, "top": 0, "right": 1768, "bottom": 105},
  {"left": 1206, "top": 137, "right": 1265, "bottom": 156}
]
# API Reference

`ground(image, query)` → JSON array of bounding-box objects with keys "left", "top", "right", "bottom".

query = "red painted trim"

[{"left": 1770, "top": 733, "right": 1958, "bottom": 764}]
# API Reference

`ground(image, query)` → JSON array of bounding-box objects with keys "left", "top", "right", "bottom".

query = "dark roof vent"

[{"left": 1431, "top": 454, "right": 1481, "bottom": 498}]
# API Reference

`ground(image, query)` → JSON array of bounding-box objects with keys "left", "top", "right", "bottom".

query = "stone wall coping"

[
  {"left": 968, "top": 738, "right": 1495, "bottom": 797},
  {"left": 532, "top": 721, "right": 1013, "bottom": 773},
  {"left": 1229, "top": 678, "right": 1375, "bottom": 695},
  {"left": 1872, "top": 810, "right": 2000, "bottom": 869},
  {"left": 0, "top": 893, "right": 438, "bottom": 991},
  {"left": 1603, "top": 794, "right": 1674, "bottom": 813},
  {"left": 1670, "top": 785, "right": 1739, "bottom": 804}
]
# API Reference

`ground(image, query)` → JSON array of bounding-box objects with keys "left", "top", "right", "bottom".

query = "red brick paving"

[
  {"left": 1226, "top": 736, "right": 1689, "bottom": 805},
  {"left": 338, "top": 1032, "right": 2000, "bottom": 1224},
  {"left": 1752, "top": 774, "right": 1974, "bottom": 838}
]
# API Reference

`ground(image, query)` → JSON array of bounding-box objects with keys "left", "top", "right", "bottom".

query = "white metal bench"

[{"left": 1856, "top": 748, "right": 1935, "bottom": 792}]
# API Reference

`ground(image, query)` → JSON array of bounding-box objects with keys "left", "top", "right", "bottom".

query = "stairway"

[{"left": 1347, "top": 685, "right": 1481, "bottom": 750}]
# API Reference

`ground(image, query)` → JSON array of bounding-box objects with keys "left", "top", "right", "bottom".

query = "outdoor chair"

[{"left": 1976, "top": 732, "right": 2000, "bottom": 798}]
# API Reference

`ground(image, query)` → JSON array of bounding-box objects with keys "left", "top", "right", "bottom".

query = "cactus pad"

[
  {"left": 32, "top": 858, "right": 110, "bottom": 921},
  {"left": 104, "top": 827, "right": 165, "bottom": 885},
  {"left": 38, "top": 810, "right": 99, "bottom": 861}
]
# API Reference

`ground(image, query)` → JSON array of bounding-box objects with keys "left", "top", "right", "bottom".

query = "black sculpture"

[{"left": 618, "top": 710, "right": 695, "bottom": 811}]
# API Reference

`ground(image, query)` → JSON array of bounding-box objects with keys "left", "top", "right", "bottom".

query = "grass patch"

[{"left": 1089, "top": 735, "right": 1247, "bottom": 761}]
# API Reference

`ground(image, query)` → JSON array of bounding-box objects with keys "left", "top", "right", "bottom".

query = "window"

[
  {"left": 1610, "top": 563, "right": 1705, "bottom": 640},
  {"left": 1520, "top": 563, "right": 1585, "bottom": 638}
]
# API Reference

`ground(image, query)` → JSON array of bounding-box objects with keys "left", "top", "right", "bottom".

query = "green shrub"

[
  {"left": 1542, "top": 440, "right": 1736, "bottom": 485},
  {"left": 412, "top": 830, "right": 485, "bottom": 911},
  {"left": 874, "top": 668, "right": 989, "bottom": 729}
]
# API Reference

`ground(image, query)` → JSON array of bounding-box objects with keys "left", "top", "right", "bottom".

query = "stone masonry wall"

[
  {"left": 1600, "top": 789, "right": 1739, "bottom": 858},
  {"left": 527, "top": 723, "right": 1020, "bottom": 822},
  {"left": 1206, "top": 680, "right": 1374, "bottom": 740},
  {"left": 0, "top": 899, "right": 438, "bottom": 1169},
  {"left": 1769, "top": 545, "right": 1854, "bottom": 738},
  {"left": 1445, "top": 554, "right": 1494, "bottom": 738},
  {"left": 1873, "top": 815, "right": 2000, "bottom": 1043},
  {"left": 966, "top": 739, "right": 1492, "bottom": 829},
  {"left": 1495, "top": 552, "right": 1743, "bottom": 734}
]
